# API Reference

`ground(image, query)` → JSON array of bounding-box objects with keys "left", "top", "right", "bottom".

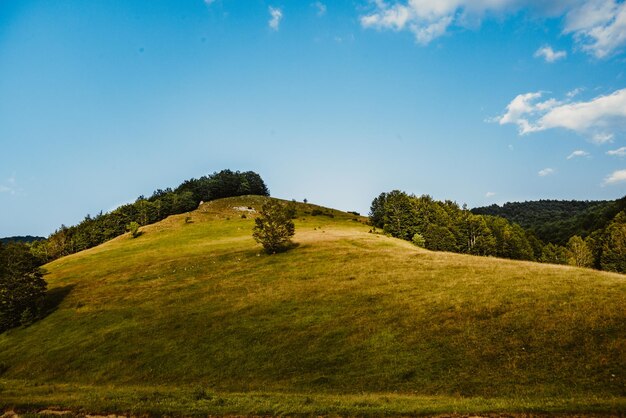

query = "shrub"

[
  {"left": 126, "top": 221, "right": 141, "bottom": 238},
  {"left": 412, "top": 233, "right": 425, "bottom": 247},
  {"left": 252, "top": 201, "right": 296, "bottom": 254}
]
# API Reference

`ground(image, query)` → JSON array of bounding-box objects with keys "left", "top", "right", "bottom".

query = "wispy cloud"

[
  {"left": 564, "top": 0, "right": 626, "bottom": 58},
  {"left": 538, "top": 168, "right": 555, "bottom": 177},
  {"left": 534, "top": 45, "right": 567, "bottom": 62},
  {"left": 485, "top": 191, "right": 496, "bottom": 198},
  {"left": 603, "top": 168, "right": 626, "bottom": 185},
  {"left": 0, "top": 175, "right": 18, "bottom": 195},
  {"left": 607, "top": 146, "right": 626, "bottom": 157},
  {"left": 359, "top": 1, "right": 626, "bottom": 58},
  {"left": 269, "top": 6, "right": 283, "bottom": 31},
  {"left": 567, "top": 150, "right": 589, "bottom": 159},
  {"left": 494, "top": 88, "right": 626, "bottom": 142},
  {"left": 312, "top": 1, "right": 326, "bottom": 16}
]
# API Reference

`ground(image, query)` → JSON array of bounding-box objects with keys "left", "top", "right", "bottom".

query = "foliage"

[
  {"left": 38, "top": 170, "right": 269, "bottom": 262},
  {"left": 540, "top": 243, "right": 568, "bottom": 265},
  {"left": 0, "top": 242, "right": 47, "bottom": 333},
  {"left": 369, "top": 190, "right": 535, "bottom": 262},
  {"left": 472, "top": 196, "right": 626, "bottom": 245},
  {"left": 127, "top": 222, "right": 141, "bottom": 238},
  {"left": 600, "top": 211, "right": 626, "bottom": 273},
  {"left": 252, "top": 200, "right": 296, "bottom": 254},
  {"left": 566, "top": 236, "right": 593, "bottom": 268},
  {"left": 411, "top": 233, "right": 425, "bottom": 247}
]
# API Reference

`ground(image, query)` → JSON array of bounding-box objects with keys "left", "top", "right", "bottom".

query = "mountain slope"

[{"left": 1, "top": 196, "right": 624, "bottom": 415}]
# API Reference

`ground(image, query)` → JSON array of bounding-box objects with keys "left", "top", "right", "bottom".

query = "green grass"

[{"left": 1, "top": 196, "right": 624, "bottom": 416}]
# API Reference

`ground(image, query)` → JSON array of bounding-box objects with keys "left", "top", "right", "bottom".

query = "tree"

[
  {"left": 252, "top": 200, "right": 296, "bottom": 254},
  {"left": 540, "top": 243, "right": 568, "bottom": 265},
  {"left": 423, "top": 224, "right": 457, "bottom": 252},
  {"left": 0, "top": 242, "right": 47, "bottom": 332},
  {"left": 600, "top": 211, "right": 626, "bottom": 273},
  {"left": 566, "top": 235, "right": 593, "bottom": 268}
]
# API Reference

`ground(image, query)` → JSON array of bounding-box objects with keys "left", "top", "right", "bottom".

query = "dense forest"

[
  {"left": 27, "top": 170, "right": 269, "bottom": 263},
  {"left": 371, "top": 191, "right": 626, "bottom": 274},
  {"left": 0, "top": 236, "right": 45, "bottom": 244},
  {"left": 472, "top": 197, "right": 626, "bottom": 245}
]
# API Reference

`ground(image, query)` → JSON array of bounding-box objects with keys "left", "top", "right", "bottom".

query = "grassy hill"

[{"left": 1, "top": 196, "right": 625, "bottom": 416}]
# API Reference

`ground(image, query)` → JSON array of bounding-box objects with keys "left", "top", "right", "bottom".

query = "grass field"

[{"left": 1, "top": 196, "right": 624, "bottom": 416}]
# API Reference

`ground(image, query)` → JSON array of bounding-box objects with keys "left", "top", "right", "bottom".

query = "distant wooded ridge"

[
  {"left": 472, "top": 197, "right": 626, "bottom": 245},
  {"left": 372, "top": 191, "right": 626, "bottom": 274},
  {"left": 0, "top": 236, "right": 45, "bottom": 244}
]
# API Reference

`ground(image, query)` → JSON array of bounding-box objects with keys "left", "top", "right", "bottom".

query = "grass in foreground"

[
  {"left": 0, "top": 196, "right": 624, "bottom": 415},
  {"left": 2, "top": 380, "right": 625, "bottom": 416}
]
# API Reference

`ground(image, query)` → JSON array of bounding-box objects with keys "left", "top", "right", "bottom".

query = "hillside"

[
  {"left": 472, "top": 197, "right": 626, "bottom": 244},
  {"left": 1, "top": 196, "right": 625, "bottom": 416}
]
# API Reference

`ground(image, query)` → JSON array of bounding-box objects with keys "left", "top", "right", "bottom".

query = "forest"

[
  {"left": 472, "top": 197, "right": 626, "bottom": 244},
  {"left": 371, "top": 191, "right": 626, "bottom": 274}
]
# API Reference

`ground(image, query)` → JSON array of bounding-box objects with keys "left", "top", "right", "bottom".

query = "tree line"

[
  {"left": 472, "top": 197, "right": 626, "bottom": 245},
  {"left": 29, "top": 170, "right": 269, "bottom": 262},
  {"left": 370, "top": 190, "right": 626, "bottom": 274}
]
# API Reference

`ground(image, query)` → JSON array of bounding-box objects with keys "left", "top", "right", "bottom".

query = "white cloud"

[
  {"left": 269, "top": 6, "right": 283, "bottom": 31},
  {"left": 564, "top": 0, "right": 626, "bottom": 58},
  {"left": 607, "top": 146, "right": 626, "bottom": 157},
  {"left": 313, "top": 1, "right": 327, "bottom": 16},
  {"left": 485, "top": 191, "right": 496, "bottom": 198},
  {"left": 592, "top": 133, "right": 614, "bottom": 143},
  {"left": 494, "top": 88, "right": 626, "bottom": 142},
  {"left": 359, "top": 1, "right": 626, "bottom": 57},
  {"left": 538, "top": 168, "right": 555, "bottom": 177},
  {"left": 566, "top": 150, "right": 589, "bottom": 159},
  {"left": 534, "top": 45, "right": 567, "bottom": 62},
  {"left": 566, "top": 87, "right": 584, "bottom": 98},
  {"left": 603, "top": 168, "right": 626, "bottom": 185},
  {"left": 0, "top": 185, "right": 11, "bottom": 193}
]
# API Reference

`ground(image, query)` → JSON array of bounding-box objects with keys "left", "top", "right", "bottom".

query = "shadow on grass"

[
  {"left": 264, "top": 241, "right": 301, "bottom": 255},
  {"left": 41, "top": 284, "right": 75, "bottom": 318}
]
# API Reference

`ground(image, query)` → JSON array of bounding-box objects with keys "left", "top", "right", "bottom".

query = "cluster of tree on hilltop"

[
  {"left": 472, "top": 197, "right": 626, "bottom": 245},
  {"left": 370, "top": 191, "right": 626, "bottom": 273},
  {"left": 29, "top": 170, "right": 269, "bottom": 262}
]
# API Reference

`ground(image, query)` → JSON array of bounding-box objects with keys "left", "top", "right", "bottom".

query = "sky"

[{"left": 1, "top": 0, "right": 626, "bottom": 237}]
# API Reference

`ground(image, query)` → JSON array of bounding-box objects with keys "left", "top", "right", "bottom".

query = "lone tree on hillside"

[{"left": 253, "top": 200, "right": 295, "bottom": 254}]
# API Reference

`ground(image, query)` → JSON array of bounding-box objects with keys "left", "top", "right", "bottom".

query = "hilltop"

[{"left": 1, "top": 196, "right": 624, "bottom": 416}]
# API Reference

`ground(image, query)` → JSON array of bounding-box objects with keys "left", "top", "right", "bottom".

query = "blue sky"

[{"left": 1, "top": 0, "right": 626, "bottom": 237}]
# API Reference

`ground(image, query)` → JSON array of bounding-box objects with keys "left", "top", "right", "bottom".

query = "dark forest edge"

[{"left": 370, "top": 190, "right": 626, "bottom": 274}]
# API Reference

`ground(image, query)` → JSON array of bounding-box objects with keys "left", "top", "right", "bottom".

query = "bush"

[
  {"left": 127, "top": 221, "right": 141, "bottom": 238},
  {"left": 412, "top": 233, "right": 426, "bottom": 247},
  {"left": 0, "top": 243, "right": 47, "bottom": 333},
  {"left": 252, "top": 201, "right": 296, "bottom": 254}
]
